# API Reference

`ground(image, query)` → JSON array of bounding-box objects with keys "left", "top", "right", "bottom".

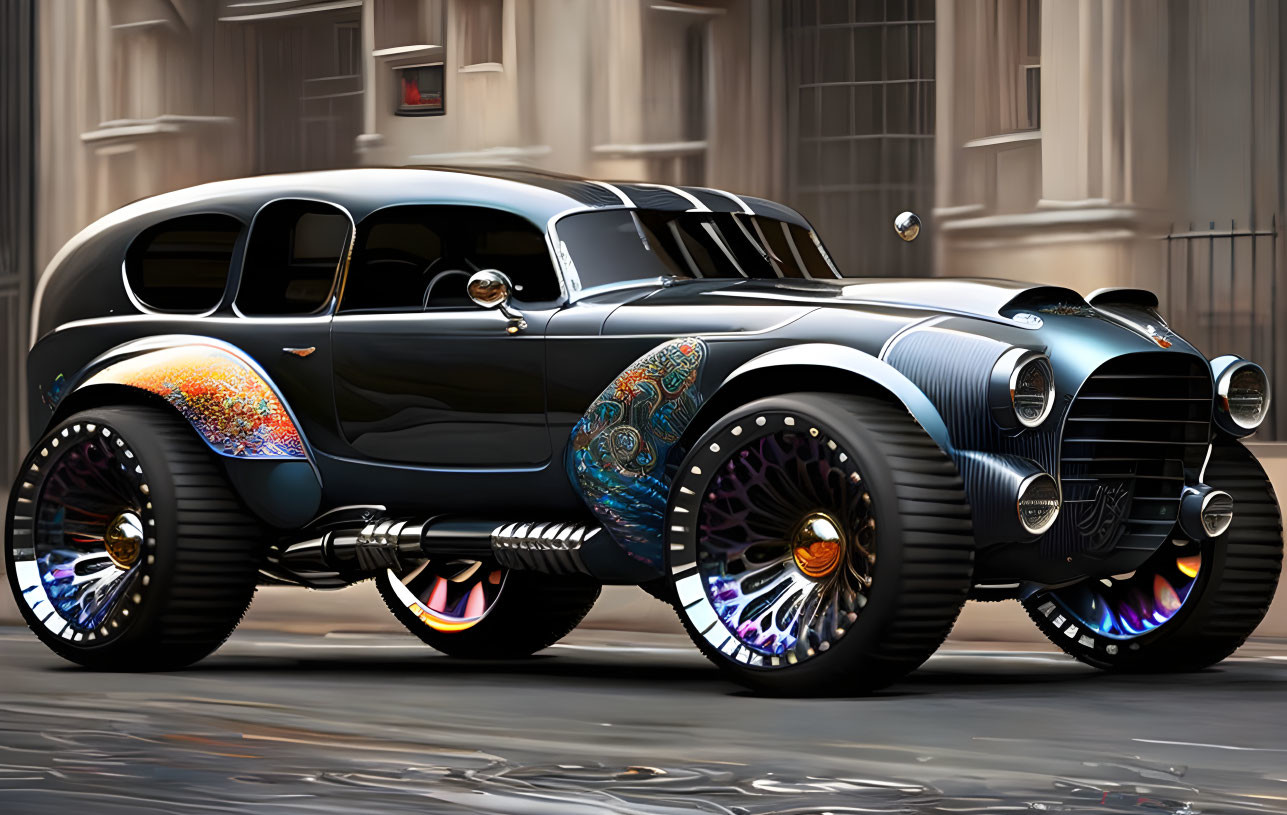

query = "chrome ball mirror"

[
  {"left": 467, "top": 269, "right": 513, "bottom": 309},
  {"left": 894, "top": 210, "right": 921, "bottom": 242},
  {"left": 467, "top": 269, "right": 527, "bottom": 334}
]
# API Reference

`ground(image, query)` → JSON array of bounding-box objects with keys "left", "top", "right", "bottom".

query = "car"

[{"left": 6, "top": 167, "right": 1282, "bottom": 695}]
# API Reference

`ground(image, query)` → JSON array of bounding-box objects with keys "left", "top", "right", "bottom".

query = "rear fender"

[{"left": 57, "top": 336, "right": 320, "bottom": 527}]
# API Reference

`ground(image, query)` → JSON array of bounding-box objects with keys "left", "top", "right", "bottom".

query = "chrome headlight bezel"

[
  {"left": 1212, "top": 357, "right": 1271, "bottom": 435},
  {"left": 991, "top": 348, "right": 1056, "bottom": 429}
]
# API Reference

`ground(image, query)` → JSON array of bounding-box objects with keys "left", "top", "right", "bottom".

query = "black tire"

[
  {"left": 5, "top": 406, "right": 265, "bottom": 670},
  {"left": 667, "top": 393, "right": 974, "bottom": 696},
  {"left": 1023, "top": 440, "right": 1283, "bottom": 672},
  {"left": 377, "top": 565, "right": 601, "bottom": 658}
]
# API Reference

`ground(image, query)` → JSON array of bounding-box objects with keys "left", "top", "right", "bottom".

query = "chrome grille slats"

[{"left": 1044, "top": 353, "right": 1213, "bottom": 557}]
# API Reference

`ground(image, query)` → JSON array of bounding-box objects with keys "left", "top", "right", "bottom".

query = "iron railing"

[{"left": 1162, "top": 218, "right": 1281, "bottom": 439}]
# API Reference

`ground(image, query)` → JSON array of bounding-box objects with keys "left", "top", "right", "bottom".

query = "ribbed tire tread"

[
  {"left": 669, "top": 393, "right": 974, "bottom": 695},
  {"left": 1023, "top": 441, "right": 1282, "bottom": 672}
]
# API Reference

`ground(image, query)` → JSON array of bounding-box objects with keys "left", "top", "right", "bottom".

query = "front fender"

[
  {"left": 722, "top": 343, "right": 954, "bottom": 453},
  {"left": 566, "top": 338, "right": 955, "bottom": 578}
]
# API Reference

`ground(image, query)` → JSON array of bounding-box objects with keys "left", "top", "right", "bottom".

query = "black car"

[{"left": 7, "top": 167, "right": 1281, "bottom": 695}]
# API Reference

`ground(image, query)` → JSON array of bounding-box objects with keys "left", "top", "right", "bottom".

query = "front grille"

[{"left": 1045, "top": 353, "right": 1212, "bottom": 557}]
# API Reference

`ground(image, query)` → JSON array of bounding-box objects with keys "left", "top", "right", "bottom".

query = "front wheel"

[
  {"left": 5, "top": 407, "right": 265, "bottom": 670},
  {"left": 667, "top": 393, "right": 975, "bottom": 696},
  {"left": 377, "top": 560, "right": 601, "bottom": 658},
  {"left": 1023, "top": 441, "right": 1283, "bottom": 671}
]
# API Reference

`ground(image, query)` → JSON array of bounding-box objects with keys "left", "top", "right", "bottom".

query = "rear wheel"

[
  {"left": 376, "top": 561, "right": 601, "bottom": 658},
  {"left": 1023, "top": 441, "right": 1282, "bottom": 671},
  {"left": 5, "top": 406, "right": 265, "bottom": 670},
  {"left": 667, "top": 393, "right": 974, "bottom": 696}
]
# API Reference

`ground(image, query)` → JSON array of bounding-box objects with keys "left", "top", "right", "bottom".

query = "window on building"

[
  {"left": 374, "top": 0, "right": 438, "bottom": 50},
  {"left": 996, "top": 0, "right": 1040, "bottom": 132},
  {"left": 396, "top": 63, "right": 445, "bottom": 115},
  {"left": 460, "top": 0, "right": 503, "bottom": 67},
  {"left": 237, "top": 200, "right": 351, "bottom": 316},
  {"left": 340, "top": 205, "right": 559, "bottom": 313},
  {"left": 125, "top": 214, "right": 242, "bottom": 313},
  {"left": 336, "top": 22, "right": 361, "bottom": 77}
]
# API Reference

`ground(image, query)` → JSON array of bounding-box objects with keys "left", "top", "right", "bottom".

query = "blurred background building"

[{"left": 1, "top": 0, "right": 1285, "bottom": 472}]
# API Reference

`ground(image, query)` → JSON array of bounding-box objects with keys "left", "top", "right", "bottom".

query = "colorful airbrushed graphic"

[
  {"left": 568, "top": 337, "right": 707, "bottom": 568},
  {"left": 84, "top": 345, "right": 306, "bottom": 459}
]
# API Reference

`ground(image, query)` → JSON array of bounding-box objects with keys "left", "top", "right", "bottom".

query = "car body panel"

[{"left": 22, "top": 167, "right": 1256, "bottom": 590}]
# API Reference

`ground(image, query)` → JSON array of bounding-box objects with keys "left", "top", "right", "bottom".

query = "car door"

[
  {"left": 330, "top": 205, "right": 559, "bottom": 468},
  {"left": 223, "top": 198, "right": 352, "bottom": 452}
]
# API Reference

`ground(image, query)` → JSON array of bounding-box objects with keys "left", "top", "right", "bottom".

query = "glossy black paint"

[{"left": 23, "top": 167, "right": 1247, "bottom": 589}]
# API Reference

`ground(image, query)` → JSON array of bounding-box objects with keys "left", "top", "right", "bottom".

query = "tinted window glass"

[
  {"left": 124, "top": 214, "right": 241, "bottom": 312},
  {"left": 237, "top": 200, "right": 350, "bottom": 315},
  {"left": 556, "top": 209, "right": 837, "bottom": 290},
  {"left": 340, "top": 205, "right": 559, "bottom": 313}
]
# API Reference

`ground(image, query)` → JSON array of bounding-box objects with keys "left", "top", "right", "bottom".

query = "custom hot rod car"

[{"left": 7, "top": 167, "right": 1282, "bottom": 695}]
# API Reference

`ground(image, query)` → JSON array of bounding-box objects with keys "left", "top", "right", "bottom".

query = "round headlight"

[
  {"left": 1011, "top": 354, "right": 1055, "bottom": 428},
  {"left": 1017, "top": 472, "right": 1061, "bottom": 535},
  {"left": 1218, "top": 361, "right": 1270, "bottom": 431}
]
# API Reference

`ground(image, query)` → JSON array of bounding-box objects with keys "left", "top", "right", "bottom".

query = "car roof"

[{"left": 92, "top": 166, "right": 812, "bottom": 232}]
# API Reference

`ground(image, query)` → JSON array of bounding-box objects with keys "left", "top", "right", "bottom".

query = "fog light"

[
  {"left": 1017, "top": 473, "right": 1061, "bottom": 535},
  {"left": 1180, "top": 485, "right": 1234, "bottom": 540}
]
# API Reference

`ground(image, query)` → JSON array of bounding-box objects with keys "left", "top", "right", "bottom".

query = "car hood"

[{"left": 637, "top": 277, "right": 1087, "bottom": 324}]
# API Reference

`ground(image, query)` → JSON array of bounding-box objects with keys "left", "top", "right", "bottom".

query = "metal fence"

[
  {"left": 783, "top": 0, "right": 935, "bottom": 277},
  {"left": 1161, "top": 218, "right": 1282, "bottom": 440}
]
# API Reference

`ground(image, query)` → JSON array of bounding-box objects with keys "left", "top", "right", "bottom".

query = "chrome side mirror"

[
  {"left": 467, "top": 269, "right": 527, "bottom": 333},
  {"left": 894, "top": 211, "right": 921, "bottom": 242}
]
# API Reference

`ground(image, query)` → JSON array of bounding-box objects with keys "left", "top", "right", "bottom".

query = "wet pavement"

[{"left": 1, "top": 626, "right": 1285, "bottom": 814}]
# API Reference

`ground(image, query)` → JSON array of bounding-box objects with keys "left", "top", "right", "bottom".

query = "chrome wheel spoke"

[
  {"left": 24, "top": 432, "right": 150, "bottom": 636},
  {"left": 696, "top": 425, "right": 875, "bottom": 662}
]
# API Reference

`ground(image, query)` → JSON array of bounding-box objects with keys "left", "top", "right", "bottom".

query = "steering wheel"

[{"left": 421, "top": 267, "right": 473, "bottom": 309}]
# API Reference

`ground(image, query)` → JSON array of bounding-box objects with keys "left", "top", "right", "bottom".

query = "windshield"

[{"left": 554, "top": 209, "right": 840, "bottom": 292}]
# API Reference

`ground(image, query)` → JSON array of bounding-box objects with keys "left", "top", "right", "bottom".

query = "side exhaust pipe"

[{"left": 266, "top": 508, "right": 600, "bottom": 588}]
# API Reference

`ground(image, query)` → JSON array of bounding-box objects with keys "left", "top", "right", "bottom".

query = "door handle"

[{"left": 283, "top": 346, "right": 316, "bottom": 358}]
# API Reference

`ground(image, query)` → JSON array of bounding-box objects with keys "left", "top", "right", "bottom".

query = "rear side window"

[
  {"left": 124, "top": 214, "right": 242, "bottom": 312},
  {"left": 236, "top": 200, "right": 351, "bottom": 315}
]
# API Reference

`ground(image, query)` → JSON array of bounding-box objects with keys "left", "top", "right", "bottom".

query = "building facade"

[{"left": 10, "top": 0, "right": 1287, "bottom": 468}]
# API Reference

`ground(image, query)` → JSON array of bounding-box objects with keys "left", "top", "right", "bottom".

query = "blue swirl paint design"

[{"left": 568, "top": 338, "right": 707, "bottom": 568}]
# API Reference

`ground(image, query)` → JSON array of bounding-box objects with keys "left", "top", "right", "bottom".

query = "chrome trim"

[{"left": 878, "top": 315, "right": 948, "bottom": 360}]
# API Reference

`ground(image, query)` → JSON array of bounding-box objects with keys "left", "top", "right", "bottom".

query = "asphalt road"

[{"left": 1, "top": 627, "right": 1285, "bottom": 814}]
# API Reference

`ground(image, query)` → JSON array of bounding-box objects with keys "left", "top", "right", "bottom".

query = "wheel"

[
  {"left": 1023, "top": 440, "right": 1283, "bottom": 671},
  {"left": 376, "top": 559, "right": 601, "bottom": 658},
  {"left": 5, "top": 406, "right": 265, "bottom": 669},
  {"left": 667, "top": 392, "right": 975, "bottom": 696}
]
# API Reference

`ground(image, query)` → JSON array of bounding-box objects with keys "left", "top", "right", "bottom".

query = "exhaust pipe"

[{"left": 267, "top": 509, "right": 598, "bottom": 588}]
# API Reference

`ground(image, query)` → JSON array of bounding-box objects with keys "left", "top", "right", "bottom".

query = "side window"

[
  {"left": 236, "top": 200, "right": 351, "bottom": 316},
  {"left": 340, "top": 205, "right": 559, "bottom": 314},
  {"left": 124, "top": 214, "right": 242, "bottom": 313}
]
